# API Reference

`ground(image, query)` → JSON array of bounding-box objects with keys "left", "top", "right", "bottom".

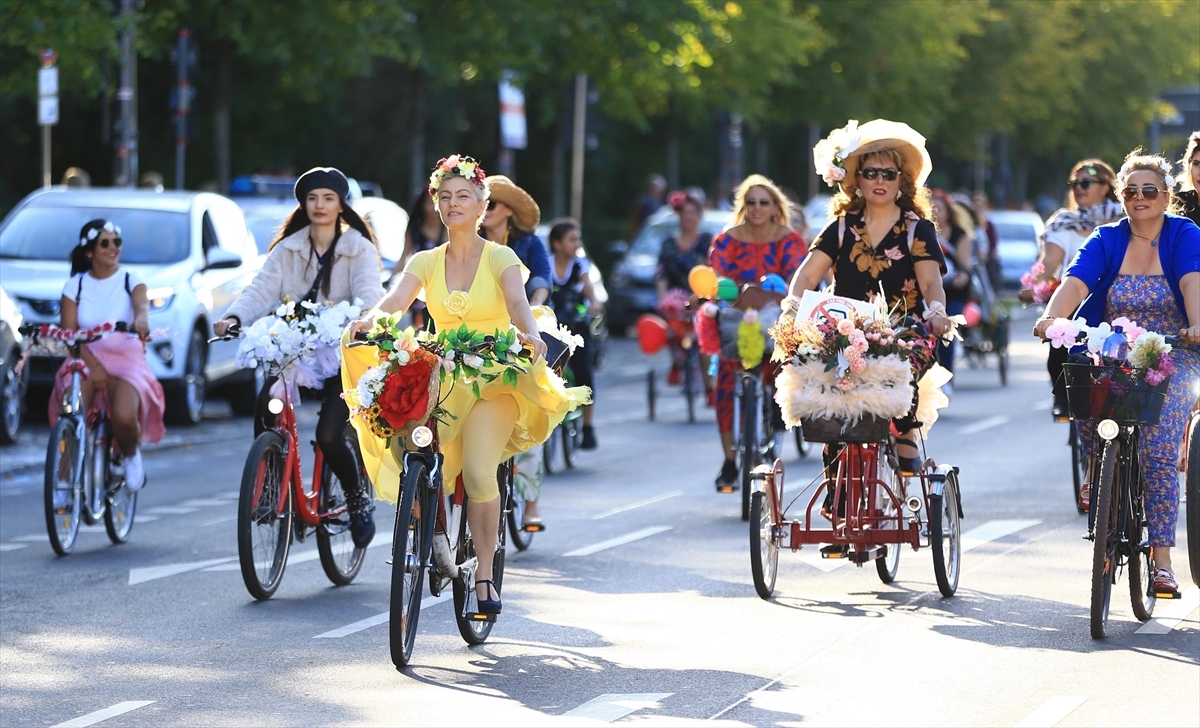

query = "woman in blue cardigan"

[{"left": 1035, "top": 150, "right": 1200, "bottom": 596}]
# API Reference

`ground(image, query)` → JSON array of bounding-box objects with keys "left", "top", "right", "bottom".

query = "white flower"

[
  {"left": 1130, "top": 331, "right": 1171, "bottom": 369},
  {"left": 390, "top": 349, "right": 411, "bottom": 366},
  {"left": 464, "top": 354, "right": 485, "bottom": 369},
  {"left": 813, "top": 120, "right": 861, "bottom": 187},
  {"left": 275, "top": 300, "right": 296, "bottom": 318},
  {"left": 1085, "top": 322, "right": 1112, "bottom": 353}
]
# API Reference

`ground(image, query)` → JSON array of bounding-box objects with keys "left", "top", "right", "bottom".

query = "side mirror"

[
  {"left": 204, "top": 248, "right": 243, "bottom": 271},
  {"left": 609, "top": 240, "right": 629, "bottom": 257}
]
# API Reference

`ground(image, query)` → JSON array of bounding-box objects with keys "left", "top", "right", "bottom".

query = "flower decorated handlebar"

[
  {"left": 22, "top": 321, "right": 138, "bottom": 346},
  {"left": 1043, "top": 316, "right": 1173, "bottom": 385}
]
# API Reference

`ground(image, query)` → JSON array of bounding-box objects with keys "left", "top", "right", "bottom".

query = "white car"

[
  {"left": 989, "top": 210, "right": 1047, "bottom": 287},
  {"left": 0, "top": 187, "right": 263, "bottom": 424}
]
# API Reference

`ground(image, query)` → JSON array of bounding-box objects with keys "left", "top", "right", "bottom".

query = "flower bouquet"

[
  {"left": 235, "top": 298, "right": 362, "bottom": 399},
  {"left": 1019, "top": 262, "right": 1061, "bottom": 304},
  {"left": 1046, "top": 316, "right": 1173, "bottom": 424}
]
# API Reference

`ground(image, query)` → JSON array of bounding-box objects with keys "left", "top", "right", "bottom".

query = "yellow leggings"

[{"left": 441, "top": 394, "right": 518, "bottom": 504}]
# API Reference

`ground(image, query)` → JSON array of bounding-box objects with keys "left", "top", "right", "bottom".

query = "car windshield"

[
  {"left": 0, "top": 206, "right": 190, "bottom": 264},
  {"left": 630, "top": 217, "right": 728, "bottom": 258},
  {"left": 992, "top": 222, "right": 1037, "bottom": 241}
]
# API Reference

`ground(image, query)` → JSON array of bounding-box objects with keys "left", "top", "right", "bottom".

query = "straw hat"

[
  {"left": 484, "top": 175, "right": 541, "bottom": 233},
  {"left": 841, "top": 120, "right": 932, "bottom": 189}
]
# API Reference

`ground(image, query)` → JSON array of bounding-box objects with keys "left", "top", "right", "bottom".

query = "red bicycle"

[{"left": 212, "top": 326, "right": 372, "bottom": 600}]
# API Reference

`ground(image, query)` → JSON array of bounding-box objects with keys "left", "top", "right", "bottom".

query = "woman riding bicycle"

[
  {"left": 784, "top": 119, "right": 954, "bottom": 475},
  {"left": 1034, "top": 149, "right": 1200, "bottom": 596},
  {"left": 930, "top": 189, "right": 974, "bottom": 393},
  {"left": 1171, "top": 132, "right": 1200, "bottom": 226},
  {"left": 213, "top": 167, "right": 385, "bottom": 548},
  {"left": 710, "top": 174, "right": 807, "bottom": 490},
  {"left": 52, "top": 219, "right": 166, "bottom": 495},
  {"left": 1023, "top": 159, "right": 1123, "bottom": 419},
  {"left": 549, "top": 219, "right": 602, "bottom": 450},
  {"left": 350, "top": 155, "right": 589, "bottom": 614},
  {"left": 656, "top": 190, "right": 713, "bottom": 392}
]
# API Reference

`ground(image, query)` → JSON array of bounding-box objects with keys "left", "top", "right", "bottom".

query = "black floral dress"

[{"left": 814, "top": 210, "right": 946, "bottom": 319}]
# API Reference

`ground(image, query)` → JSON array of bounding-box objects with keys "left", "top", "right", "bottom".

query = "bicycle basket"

[
  {"left": 799, "top": 414, "right": 891, "bottom": 443},
  {"left": 1063, "top": 363, "right": 1169, "bottom": 425}
]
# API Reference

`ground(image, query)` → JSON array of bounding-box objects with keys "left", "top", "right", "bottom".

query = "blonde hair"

[
  {"left": 731, "top": 174, "right": 791, "bottom": 229},
  {"left": 829, "top": 148, "right": 933, "bottom": 220},
  {"left": 1115, "top": 148, "right": 1175, "bottom": 196},
  {"left": 1176, "top": 132, "right": 1199, "bottom": 192},
  {"left": 1064, "top": 158, "right": 1118, "bottom": 211}
]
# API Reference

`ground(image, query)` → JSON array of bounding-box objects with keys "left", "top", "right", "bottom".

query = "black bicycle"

[{"left": 727, "top": 363, "right": 784, "bottom": 521}]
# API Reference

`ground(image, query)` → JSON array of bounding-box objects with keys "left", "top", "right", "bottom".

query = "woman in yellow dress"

[{"left": 346, "top": 155, "right": 589, "bottom": 613}]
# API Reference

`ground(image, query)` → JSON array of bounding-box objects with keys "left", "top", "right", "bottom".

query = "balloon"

[
  {"left": 716, "top": 277, "right": 739, "bottom": 302},
  {"left": 636, "top": 314, "right": 669, "bottom": 355},
  {"left": 760, "top": 273, "right": 787, "bottom": 294},
  {"left": 688, "top": 265, "right": 718, "bottom": 299},
  {"left": 963, "top": 302, "right": 983, "bottom": 328}
]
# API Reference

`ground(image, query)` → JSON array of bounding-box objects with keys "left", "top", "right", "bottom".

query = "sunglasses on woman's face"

[
  {"left": 858, "top": 167, "right": 899, "bottom": 181},
  {"left": 97, "top": 237, "right": 123, "bottom": 249},
  {"left": 744, "top": 197, "right": 773, "bottom": 207},
  {"left": 486, "top": 200, "right": 497, "bottom": 210},
  {"left": 1121, "top": 185, "right": 1166, "bottom": 201},
  {"left": 1069, "top": 179, "right": 1099, "bottom": 191}
]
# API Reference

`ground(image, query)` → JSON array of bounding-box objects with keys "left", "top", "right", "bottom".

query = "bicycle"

[
  {"left": 507, "top": 456, "right": 538, "bottom": 552},
  {"left": 544, "top": 361, "right": 583, "bottom": 474},
  {"left": 726, "top": 361, "right": 785, "bottom": 522},
  {"left": 211, "top": 325, "right": 373, "bottom": 601},
  {"left": 1185, "top": 378, "right": 1200, "bottom": 587},
  {"left": 28, "top": 323, "right": 143, "bottom": 556}
]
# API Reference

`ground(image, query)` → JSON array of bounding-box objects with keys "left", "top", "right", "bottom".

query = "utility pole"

[
  {"left": 38, "top": 49, "right": 59, "bottom": 189},
  {"left": 173, "top": 28, "right": 192, "bottom": 190},
  {"left": 114, "top": 0, "right": 138, "bottom": 187},
  {"left": 570, "top": 73, "right": 587, "bottom": 223}
]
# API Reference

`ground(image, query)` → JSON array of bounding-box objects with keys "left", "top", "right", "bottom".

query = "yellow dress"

[{"left": 341, "top": 241, "right": 591, "bottom": 502}]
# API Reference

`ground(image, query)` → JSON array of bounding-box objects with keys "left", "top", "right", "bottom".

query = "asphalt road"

[{"left": 2, "top": 310, "right": 1197, "bottom": 727}]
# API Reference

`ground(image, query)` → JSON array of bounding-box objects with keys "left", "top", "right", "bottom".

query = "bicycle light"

[
  {"left": 267, "top": 398, "right": 284, "bottom": 415},
  {"left": 411, "top": 426, "right": 434, "bottom": 448},
  {"left": 1096, "top": 419, "right": 1120, "bottom": 441},
  {"left": 906, "top": 495, "right": 923, "bottom": 512}
]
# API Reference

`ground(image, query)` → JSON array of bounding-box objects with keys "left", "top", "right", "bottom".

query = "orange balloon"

[
  {"left": 636, "top": 314, "right": 669, "bottom": 355},
  {"left": 688, "top": 265, "right": 718, "bottom": 298}
]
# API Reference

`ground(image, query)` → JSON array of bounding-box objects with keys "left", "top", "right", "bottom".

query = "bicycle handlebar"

[
  {"left": 208, "top": 323, "right": 242, "bottom": 344},
  {"left": 21, "top": 322, "right": 143, "bottom": 345}
]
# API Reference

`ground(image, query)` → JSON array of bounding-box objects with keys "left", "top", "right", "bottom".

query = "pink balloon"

[{"left": 963, "top": 302, "right": 983, "bottom": 328}]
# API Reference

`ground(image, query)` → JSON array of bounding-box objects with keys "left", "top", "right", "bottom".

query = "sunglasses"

[
  {"left": 1069, "top": 179, "right": 1100, "bottom": 191},
  {"left": 97, "top": 237, "right": 123, "bottom": 249},
  {"left": 744, "top": 197, "right": 773, "bottom": 208},
  {"left": 486, "top": 200, "right": 496, "bottom": 210},
  {"left": 1121, "top": 185, "right": 1166, "bottom": 201},
  {"left": 858, "top": 167, "right": 899, "bottom": 181}
]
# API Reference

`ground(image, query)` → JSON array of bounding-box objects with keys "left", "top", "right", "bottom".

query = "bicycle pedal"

[
  {"left": 522, "top": 523, "right": 545, "bottom": 533},
  {"left": 1053, "top": 415, "right": 1070, "bottom": 424},
  {"left": 465, "top": 612, "right": 496, "bottom": 623},
  {"left": 1154, "top": 590, "right": 1182, "bottom": 600},
  {"left": 716, "top": 485, "right": 737, "bottom": 493}
]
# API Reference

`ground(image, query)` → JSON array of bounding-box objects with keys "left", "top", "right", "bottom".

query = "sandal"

[
  {"left": 1078, "top": 482, "right": 1091, "bottom": 513},
  {"left": 476, "top": 579, "right": 502, "bottom": 614}
]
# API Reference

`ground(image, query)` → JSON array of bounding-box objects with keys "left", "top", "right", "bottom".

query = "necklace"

[{"left": 1130, "top": 231, "right": 1159, "bottom": 247}]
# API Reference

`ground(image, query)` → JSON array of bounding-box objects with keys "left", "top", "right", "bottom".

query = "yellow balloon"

[{"left": 688, "top": 265, "right": 718, "bottom": 298}]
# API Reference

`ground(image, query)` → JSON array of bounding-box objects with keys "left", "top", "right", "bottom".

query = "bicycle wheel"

[
  {"left": 507, "top": 474, "right": 534, "bottom": 552},
  {"left": 749, "top": 491, "right": 778, "bottom": 599},
  {"left": 543, "top": 424, "right": 558, "bottom": 475},
  {"left": 1128, "top": 498, "right": 1156, "bottom": 622},
  {"left": 1187, "top": 414, "right": 1200, "bottom": 588},
  {"left": 44, "top": 418, "right": 82, "bottom": 556},
  {"left": 453, "top": 495, "right": 506, "bottom": 645},
  {"left": 1070, "top": 423, "right": 1086, "bottom": 515},
  {"left": 562, "top": 416, "right": 579, "bottom": 469},
  {"left": 740, "top": 381, "right": 759, "bottom": 522},
  {"left": 794, "top": 426, "right": 811, "bottom": 459},
  {"left": 101, "top": 422, "right": 137, "bottom": 545},
  {"left": 237, "top": 431, "right": 293, "bottom": 601},
  {"left": 930, "top": 470, "right": 962, "bottom": 597},
  {"left": 876, "top": 464, "right": 903, "bottom": 584},
  {"left": 1090, "top": 439, "right": 1120, "bottom": 638},
  {"left": 390, "top": 460, "right": 427, "bottom": 668},
  {"left": 317, "top": 430, "right": 370, "bottom": 586},
  {"left": 683, "top": 350, "right": 697, "bottom": 424},
  {"left": 647, "top": 369, "right": 656, "bottom": 421}
]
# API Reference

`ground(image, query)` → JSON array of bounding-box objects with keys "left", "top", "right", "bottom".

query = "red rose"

[{"left": 376, "top": 358, "right": 434, "bottom": 429}]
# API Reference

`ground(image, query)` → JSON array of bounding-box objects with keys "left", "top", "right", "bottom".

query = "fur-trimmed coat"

[{"left": 226, "top": 225, "right": 385, "bottom": 325}]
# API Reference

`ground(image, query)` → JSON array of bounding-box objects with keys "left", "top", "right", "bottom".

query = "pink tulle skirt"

[{"left": 49, "top": 335, "right": 166, "bottom": 444}]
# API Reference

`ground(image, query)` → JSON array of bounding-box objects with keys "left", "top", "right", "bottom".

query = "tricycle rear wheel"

[
  {"left": 930, "top": 471, "right": 961, "bottom": 597},
  {"left": 749, "top": 492, "right": 778, "bottom": 599}
]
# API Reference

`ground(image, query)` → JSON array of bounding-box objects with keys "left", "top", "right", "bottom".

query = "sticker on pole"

[{"left": 793, "top": 289, "right": 876, "bottom": 324}]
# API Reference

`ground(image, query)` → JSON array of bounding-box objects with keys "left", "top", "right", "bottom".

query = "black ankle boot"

[{"left": 345, "top": 489, "right": 375, "bottom": 549}]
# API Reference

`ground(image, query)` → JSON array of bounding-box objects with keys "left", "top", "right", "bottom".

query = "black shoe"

[
  {"left": 581, "top": 425, "right": 597, "bottom": 450},
  {"left": 476, "top": 579, "right": 502, "bottom": 614},
  {"left": 897, "top": 456, "right": 922, "bottom": 475},
  {"left": 349, "top": 505, "right": 375, "bottom": 549},
  {"left": 1052, "top": 393, "right": 1069, "bottom": 421},
  {"left": 715, "top": 459, "right": 738, "bottom": 491}
]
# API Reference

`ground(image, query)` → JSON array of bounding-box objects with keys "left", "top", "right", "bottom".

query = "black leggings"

[
  {"left": 1047, "top": 343, "right": 1068, "bottom": 399},
  {"left": 565, "top": 321, "right": 595, "bottom": 394},
  {"left": 255, "top": 372, "right": 364, "bottom": 500}
]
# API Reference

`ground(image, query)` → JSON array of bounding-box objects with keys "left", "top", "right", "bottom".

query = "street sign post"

[{"left": 38, "top": 49, "right": 59, "bottom": 189}]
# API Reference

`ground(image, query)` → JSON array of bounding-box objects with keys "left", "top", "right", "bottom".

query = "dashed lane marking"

[
  {"left": 563, "top": 693, "right": 674, "bottom": 722},
  {"left": 1013, "top": 696, "right": 1087, "bottom": 727},
  {"left": 958, "top": 415, "right": 1011, "bottom": 435},
  {"left": 201, "top": 514, "right": 238, "bottom": 527},
  {"left": 563, "top": 526, "right": 673, "bottom": 557},
  {"left": 51, "top": 700, "right": 156, "bottom": 727},
  {"left": 0, "top": 543, "right": 28, "bottom": 552},
  {"left": 593, "top": 491, "right": 682, "bottom": 519},
  {"left": 1135, "top": 586, "right": 1200, "bottom": 635},
  {"left": 313, "top": 595, "right": 450, "bottom": 639},
  {"left": 142, "top": 506, "right": 199, "bottom": 515},
  {"left": 202, "top": 532, "right": 395, "bottom": 571},
  {"left": 179, "top": 498, "right": 235, "bottom": 507}
]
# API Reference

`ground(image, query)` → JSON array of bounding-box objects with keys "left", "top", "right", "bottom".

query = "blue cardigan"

[{"left": 1064, "top": 214, "right": 1200, "bottom": 326}]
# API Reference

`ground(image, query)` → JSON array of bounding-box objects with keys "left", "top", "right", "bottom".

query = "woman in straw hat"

[
  {"left": 710, "top": 174, "right": 808, "bottom": 491},
  {"left": 481, "top": 175, "right": 552, "bottom": 305},
  {"left": 784, "top": 119, "right": 953, "bottom": 475}
]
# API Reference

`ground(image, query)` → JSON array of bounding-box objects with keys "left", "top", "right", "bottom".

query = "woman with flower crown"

[
  {"left": 347, "top": 155, "right": 589, "bottom": 615},
  {"left": 784, "top": 119, "right": 953, "bottom": 476},
  {"left": 1035, "top": 149, "right": 1200, "bottom": 597}
]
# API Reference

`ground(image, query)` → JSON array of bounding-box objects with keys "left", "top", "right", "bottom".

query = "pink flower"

[
  {"left": 837, "top": 319, "right": 856, "bottom": 335},
  {"left": 1111, "top": 317, "right": 1145, "bottom": 342},
  {"left": 882, "top": 328, "right": 894, "bottom": 336},
  {"left": 1145, "top": 368, "right": 1166, "bottom": 385},
  {"left": 835, "top": 378, "right": 853, "bottom": 391},
  {"left": 884, "top": 247, "right": 904, "bottom": 261},
  {"left": 1045, "top": 318, "right": 1081, "bottom": 349},
  {"left": 440, "top": 358, "right": 455, "bottom": 373},
  {"left": 853, "top": 340, "right": 868, "bottom": 354},
  {"left": 850, "top": 358, "right": 866, "bottom": 373},
  {"left": 866, "top": 332, "right": 881, "bottom": 342}
]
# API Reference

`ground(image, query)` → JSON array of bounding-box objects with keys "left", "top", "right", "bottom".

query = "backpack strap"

[
  {"left": 75, "top": 276, "right": 84, "bottom": 304},
  {"left": 124, "top": 271, "right": 132, "bottom": 296}
]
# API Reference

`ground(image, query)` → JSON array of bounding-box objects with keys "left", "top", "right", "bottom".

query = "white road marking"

[
  {"left": 1013, "top": 695, "right": 1087, "bottom": 727},
  {"left": 12, "top": 535, "right": 48, "bottom": 542},
  {"left": 958, "top": 415, "right": 1011, "bottom": 435},
  {"left": 563, "top": 693, "right": 673, "bottom": 722},
  {"left": 563, "top": 526, "right": 672, "bottom": 557},
  {"left": 142, "top": 506, "right": 199, "bottom": 515},
  {"left": 0, "top": 543, "right": 29, "bottom": 552},
  {"left": 1135, "top": 586, "right": 1200, "bottom": 635},
  {"left": 204, "top": 532, "right": 395, "bottom": 571},
  {"left": 593, "top": 491, "right": 682, "bottom": 519},
  {"left": 1031, "top": 399, "right": 1052, "bottom": 411},
  {"left": 52, "top": 700, "right": 156, "bottom": 727},
  {"left": 313, "top": 595, "right": 450, "bottom": 639},
  {"left": 180, "top": 498, "right": 234, "bottom": 507},
  {"left": 200, "top": 514, "right": 238, "bottom": 527},
  {"left": 134, "top": 515, "right": 159, "bottom": 523},
  {"left": 802, "top": 520, "right": 1042, "bottom": 572},
  {"left": 129, "top": 557, "right": 237, "bottom": 585}
]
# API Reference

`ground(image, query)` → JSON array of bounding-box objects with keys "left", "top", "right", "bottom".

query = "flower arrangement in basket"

[
  {"left": 1045, "top": 316, "right": 1173, "bottom": 424},
  {"left": 345, "top": 316, "right": 541, "bottom": 445},
  {"left": 235, "top": 298, "right": 362, "bottom": 396},
  {"left": 768, "top": 293, "right": 936, "bottom": 434}
]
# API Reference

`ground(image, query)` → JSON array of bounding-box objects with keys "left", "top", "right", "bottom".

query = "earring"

[
  {"left": 895, "top": 190, "right": 902, "bottom": 200},
  {"left": 854, "top": 188, "right": 863, "bottom": 198}
]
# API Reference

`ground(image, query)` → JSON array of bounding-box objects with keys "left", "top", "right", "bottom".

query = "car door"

[{"left": 199, "top": 199, "right": 259, "bottom": 378}]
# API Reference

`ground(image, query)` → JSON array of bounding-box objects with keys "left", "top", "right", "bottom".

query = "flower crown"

[
  {"left": 80, "top": 220, "right": 121, "bottom": 246},
  {"left": 813, "top": 120, "right": 862, "bottom": 187},
  {"left": 1117, "top": 158, "right": 1174, "bottom": 189},
  {"left": 427, "top": 155, "right": 487, "bottom": 198}
]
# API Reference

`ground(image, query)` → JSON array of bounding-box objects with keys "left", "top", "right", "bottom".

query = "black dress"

[{"left": 1176, "top": 190, "right": 1200, "bottom": 227}]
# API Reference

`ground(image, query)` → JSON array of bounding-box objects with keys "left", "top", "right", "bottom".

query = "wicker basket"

[
  {"left": 1063, "top": 363, "right": 1169, "bottom": 425},
  {"left": 799, "top": 414, "right": 891, "bottom": 443}
]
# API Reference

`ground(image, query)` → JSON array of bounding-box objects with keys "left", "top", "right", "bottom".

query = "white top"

[
  {"left": 1042, "top": 227, "right": 1089, "bottom": 278},
  {"left": 551, "top": 256, "right": 590, "bottom": 290},
  {"left": 62, "top": 270, "right": 143, "bottom": 329}
]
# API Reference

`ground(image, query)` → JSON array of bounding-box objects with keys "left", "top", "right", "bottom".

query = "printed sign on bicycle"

[{"left": 793, "top": 289, "right": 877, "bottom": 324}]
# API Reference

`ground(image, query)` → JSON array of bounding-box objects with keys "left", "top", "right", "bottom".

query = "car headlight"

[
  {"left": 21, "top": 298, "right": 60, "bottom": 316},
  {"left": 146, "top": 286, "right": 176, "bottom": 311}
]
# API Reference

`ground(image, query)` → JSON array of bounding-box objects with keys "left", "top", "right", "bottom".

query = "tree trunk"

[
  {"left": 214, "top": 38, "right": 231, "bottom": 193},
  {"left": 409, "top": 66, "right": 425, "bottom": 199},
  {"left": 551, "top": 113, "right": 565, "bottom": 218}
]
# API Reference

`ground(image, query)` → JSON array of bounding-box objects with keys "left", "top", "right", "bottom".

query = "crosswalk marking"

[
  {"left": 594, "top": 491, "right": 681, "bottom": 519},
  {"left": 1013, "top": 695, "right": 1087, "bottom": 727},
  {"left": 1135, "top": 586, "right": 1200, "bottom": 635},
  {"left": 563, "top": 693, "right": 674, "bottom": 722},
  {"left": 0, "top": 543, "right": 29, "bottom": 552},
  {"left": 51, "top": 700, "right": 155, "bottom": 727},
  {"left": 958, "top": 415, "right": 1011, "bottom": 435}
]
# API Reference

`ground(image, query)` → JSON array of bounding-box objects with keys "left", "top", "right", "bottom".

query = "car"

[
  {"left": 0, "top": 285, "right": 28, "bottom": 444},
  {"left": 606, "top": 207, "right": 733, "bottom": 331},
  {"left": 989, "top": 210, "right": 1047, "bottom": 288},
  {"left": 0, "top": 187, "right": 263, "bottom": 424},
  {"left": 350, "top": 196, "right": 409, "bottom": 273}
]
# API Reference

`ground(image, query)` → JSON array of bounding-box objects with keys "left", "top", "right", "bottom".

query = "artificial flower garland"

[{"left": 427, "top": 154, "right": 487, "bottom": 198}]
